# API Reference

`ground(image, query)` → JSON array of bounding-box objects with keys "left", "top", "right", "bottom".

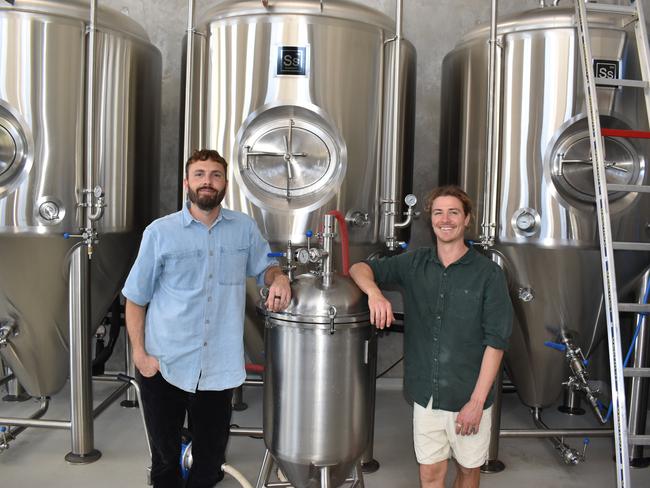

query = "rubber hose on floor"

[{"left": 222, "top": 463, "right": 254, "bottom": 488}]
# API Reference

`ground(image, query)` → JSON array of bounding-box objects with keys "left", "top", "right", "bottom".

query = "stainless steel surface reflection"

[
  {"left": 439, "top": 6, "right": 650, "bottom": 407},
  {"left": 263, "top": 273, "right": 372, "bottom": 488},
  {"left": 0, "top": 0, "right": 161, "bottom": 397},
  {"left": 184, "top": 0, "right": 415, "bottom": 365}
]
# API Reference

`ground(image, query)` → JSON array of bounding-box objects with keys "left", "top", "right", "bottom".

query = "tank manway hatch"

[{"left": 235, "top": 105, "right": 346, "bottom": 213}]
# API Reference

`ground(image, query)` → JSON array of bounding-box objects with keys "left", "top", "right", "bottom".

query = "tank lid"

[
  {"left": 2, "top": 1, "right": 151, "bottom": 42},
  {"left": 261, "top": 273, "right": 370, "bottom": 325},
  {"left": 198, "top": 0, "right": 395, "bottom": 33},
  {"left": 457, "top": 6, "right": 626, "bottom": 46}
]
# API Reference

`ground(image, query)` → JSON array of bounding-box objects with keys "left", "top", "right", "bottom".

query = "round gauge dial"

[{"left": 515, "top": 212, "right": 535, "bottom": 232}]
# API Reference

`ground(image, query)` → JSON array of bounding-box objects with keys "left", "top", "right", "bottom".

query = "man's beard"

[{"left": 188, "top": 185, "right": 226, "bottom": 211}]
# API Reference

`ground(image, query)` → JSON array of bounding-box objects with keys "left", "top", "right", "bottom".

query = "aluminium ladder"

[{"left": 574, "top": 1, "right": 650, "bottom": 486}]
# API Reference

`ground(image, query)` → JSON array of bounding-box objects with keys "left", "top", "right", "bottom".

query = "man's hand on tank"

[
  {"left": 266, "top": 274, "right": 291, "bottom": 312},
  {"left": 134, "top": 352, "right": 160, "bottom": 378},
  {"left": 368, "top": 293, "right": 394, "bottom": 329}
]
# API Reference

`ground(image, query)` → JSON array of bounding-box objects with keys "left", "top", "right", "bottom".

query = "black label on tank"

[
  {"left": 593, "top": 59, "right": 619, "bottom": 80},
  {"left": 277, "top": 46, "right": 307, "bottom": 76}
]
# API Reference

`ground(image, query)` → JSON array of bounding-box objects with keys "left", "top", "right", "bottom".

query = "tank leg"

[
  {"left": 232, "top": 385, "right": 248, "bottom": 411},
  {"left": 2, "top": 367, "right": 30, "bottom": 402},
  {"left": 352, "top": 462, "right": 365, "bottom": 487},
  {"left": 121, "top": 333, "right": 138, "bottom": 408},
  {"left": 361, "top": 332, "right": 379, "bottom": 473},
  {"left": 558, "top": 386, "right": 585, "bottom": 415},
  {"left": 629, "top": 269, "right": 650, "bottom": 468},
  {"left": 64, "top": 246, "right": 101, "bottom": 464},
  {"left": 255, "top": 449, "right": 274, "bottom": 488},
  {"left": 481, "top": 366, "right": 505, "bottom": 473},
  {"left": 319, "top": 466, "right": 331, "bottom": 488}
]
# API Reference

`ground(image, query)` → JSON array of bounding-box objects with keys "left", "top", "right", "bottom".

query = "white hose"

[{"left": 221, "top": 463, "right": 254, "bottom": 488}]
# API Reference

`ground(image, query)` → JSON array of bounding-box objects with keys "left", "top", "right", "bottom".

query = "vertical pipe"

[
  {"left": 629, "top": 269, "right": 650, "bottom": 467},
  {"left": 65, "top": 246, "right": 101, "bottom": 463},
  {"left": 319, "top": 466, "right": 331, "bottom": 488},
  {"left": 481, "top": 0, "right": 499, "bottom": 247},
  {"left": 322, "top": 214, "right": 334, "bottom": 286},
  {"left": 84, "top": 0, "right": 97, "bottom": 238},
  {"left": 381, "top": 0, "right": 403, "bottom": 250},
  {"left": 182, "top": 0, "right": 197, "bottom": 204}
]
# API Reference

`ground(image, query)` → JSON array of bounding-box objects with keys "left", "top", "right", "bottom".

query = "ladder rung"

[
  {"left": 623, "top": 368, "right": 650, "bottom": 377},
  {"left": 595, "top": 77, "right": 649, "bottom": 88},
  {"left": 612, "top": 242, "right": 650, "bottom": 251},
  {"left": 629, "top": 435, "right": 650, "bottom": 446},
  {"left": 601, "top": 128, "right": 650, "bottom": 139},
  {"left": 585, "top": 3, "right": 637, "bottom": 16},
  {"left": 618, "top": 303, "right": 650, "bottom": 313},
  {"left": 608, "top": 184, "right": 650, "bottom": 193}
]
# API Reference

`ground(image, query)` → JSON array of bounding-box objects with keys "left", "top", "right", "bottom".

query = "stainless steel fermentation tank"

[
  {"left": 181, "top": 0, "right": 415, "bottom": 364},
  {"left": 0, "top": 0, "right": 161, "bottom": 397},
  {"left": 439, "top": 5, "right": 650, "bottom": 408},
  {"left": 258, "top": 215, "right": 373, "bottom": 488}
]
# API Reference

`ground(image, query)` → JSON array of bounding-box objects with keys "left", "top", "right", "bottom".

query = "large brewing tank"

[
  {"left": 0, "top": 1, "right": 161, "bottom": 396},
  {"left": 262, "top": 268, "right": 372, "bottom": 487},
  {"left": 182, "top": 0, "right": 415, "bottom": 364},
  {"left": 439, "top": 5, "right": 650, "bottom": 408}
]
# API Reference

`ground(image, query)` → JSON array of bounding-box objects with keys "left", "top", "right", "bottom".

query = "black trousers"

[{"left": 137, "top": 372, "right": 233, "bottom": 488}]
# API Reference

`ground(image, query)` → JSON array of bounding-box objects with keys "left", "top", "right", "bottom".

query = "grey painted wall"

[{"left": 102, "top": 0, "right": 649, "bottom": 377}]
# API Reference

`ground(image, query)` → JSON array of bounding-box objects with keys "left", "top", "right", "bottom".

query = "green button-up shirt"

[{"left": 368, "top": 246, "right": 512, "bottom": 412}]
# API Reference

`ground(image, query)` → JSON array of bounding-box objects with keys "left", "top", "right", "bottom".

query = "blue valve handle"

[
  {"left": 305, "top": 230, "right": 313, "bottom": 238},
  {"left": 544, "top": 341, "right": 567, "bottom": 352},
  {"left": 267, "top": 252, "right": 285, "bottom": 258},
  {"left": 400, "top": 242, "right": 408, "bottom": 249},
  {"left": 63, "top": 232, "right": 71, "bottom": 239},
  {"left": 583, "top": 438, "right": 590, "bottom": 446}
]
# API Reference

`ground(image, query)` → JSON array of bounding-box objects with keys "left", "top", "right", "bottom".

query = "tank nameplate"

[{"left": 277, "top": 46, "right": 307, "bottom": 76}]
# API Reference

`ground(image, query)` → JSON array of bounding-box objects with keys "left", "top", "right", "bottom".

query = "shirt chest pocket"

[
  {"left": 218, "top": 245, "right": 248, "bottom": 285},
  {"left": 161, "top": 249, "right": 204, "bottom": 290},
  {"left": 448, "top": 288, "right": 481, "bottom": 321}
]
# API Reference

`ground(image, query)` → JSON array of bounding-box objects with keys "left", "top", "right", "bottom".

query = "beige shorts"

[{"left": 413, "top": 398, "right": 492, "bottom": 468}]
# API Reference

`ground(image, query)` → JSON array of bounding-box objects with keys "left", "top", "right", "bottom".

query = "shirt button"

[
  {"left": 433, "top": 337, "right": 438, "bottom": 342},
  {"left": 207, "top": 296, "right": 212, "bottom": 302},
  {"left": 209, "top": 251, "right": 214, "bottom": 256},
  {"left": 208, "top": 274, "right": 213, "bottom": 279},
  {"left": 203, "top": 342, "right": 207, "bottom": 347},
  {"left": 440, "top": 293, "right": 444, "bottom": 298},
  {"left": 433, "top": 358, "right": 438, "bottom": 362},
  {"left": 205, "top": 319, "right": 210, "bottom": 324},
  {"left": 436, "top": 315, "right": 441, "bottom": 320}
]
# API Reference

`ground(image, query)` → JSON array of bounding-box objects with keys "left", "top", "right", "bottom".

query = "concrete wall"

[{"left": 102, "top": 0, "right": 650, "bottom": 377}]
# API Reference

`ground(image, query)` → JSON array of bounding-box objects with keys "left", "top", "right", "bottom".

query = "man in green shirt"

[{"left": 350, "top": 185, "right": 512, "bottom": 488}]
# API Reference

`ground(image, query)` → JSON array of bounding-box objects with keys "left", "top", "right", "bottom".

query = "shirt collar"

[
  {"left": 181, "top": 201, "right": 233, "bottom": 228},
  {"left": 429, "top": 242, "right": 477, "bottom": 266}
]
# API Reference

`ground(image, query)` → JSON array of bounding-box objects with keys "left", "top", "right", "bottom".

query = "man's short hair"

[
  {"left": 424, "top": 185, "right": 473, "bottom": 217},
  {"left": 185, "top": 149, "right": 228, "bottom": 178}
]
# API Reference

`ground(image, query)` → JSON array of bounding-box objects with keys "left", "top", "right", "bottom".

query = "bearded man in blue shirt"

[
  {"left": 350, "top": 185, "right": 512, "bottom": 488},
  {"left": 122, "top": 149, "right": 290, "bottom": 488}
]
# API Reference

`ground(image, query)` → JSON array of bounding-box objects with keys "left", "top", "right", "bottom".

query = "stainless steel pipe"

[
  {"left": 500, "top": 429, "right": 613, "bottom": 438},
  {"left": 182, "top": 0, "right": 197, "bottom": 170}
]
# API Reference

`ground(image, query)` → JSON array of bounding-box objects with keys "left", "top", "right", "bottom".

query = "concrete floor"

[{"left": 1, "top": 378, "right": 649, "bottom": 488}]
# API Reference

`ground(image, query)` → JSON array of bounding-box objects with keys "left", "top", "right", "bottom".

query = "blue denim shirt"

[{"left": 122, "top": 203, "right": 276, "bottom": 392}]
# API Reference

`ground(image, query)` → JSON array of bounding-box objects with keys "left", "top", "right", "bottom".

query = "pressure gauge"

[
  {"left": 296, "top": 248, "right": 311, "bottom": 264},
  {"left": 511, "top": 208, "right": 539, "bottom": 236},
  {"left": 404, "top": 194, "right": 417, "bottom": 207}
]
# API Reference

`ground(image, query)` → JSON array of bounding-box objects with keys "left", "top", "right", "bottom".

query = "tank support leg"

[
  {"left": 319, "top": 466, "right": 331, "bottom": 488},
  {"left": 361, "top": 332, "right": 379, "bottom": 473},
  {"left": 629, "top": 268, "right": 650, "bottom": 468},
  {"left": 121, "top": 332, "right": 138, "bottom": 408},
  {"left": 351, "top": 462, "right": 365, "bottom": 487},
  {"left": 255, "top": 449, "right": 274, "bottom": 488},
  {"left": 481, "top": 365, "right": 505, "bottom": 473},
  {"left": 65, "top": 246, "right": 101, "bottom": 464}
]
